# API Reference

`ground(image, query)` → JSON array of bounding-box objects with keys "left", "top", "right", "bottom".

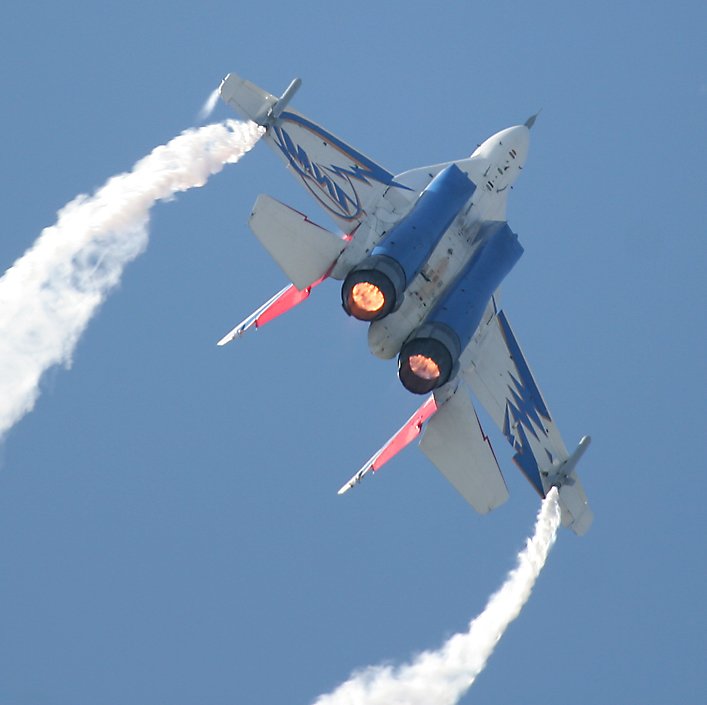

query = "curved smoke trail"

[
  {"left": 0, "top": 119, "right": 263, "bottom": 441},
  {"left": 313, "top": 489, "right": 561, "bottom": 705}
]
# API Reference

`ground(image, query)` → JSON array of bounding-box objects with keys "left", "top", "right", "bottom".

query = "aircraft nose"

[
  {"left": 469, "top": 122, "right": 531, "bottom": 172},
  {"left": 503, "top": 125, "right": 530, "bottom": 166}
]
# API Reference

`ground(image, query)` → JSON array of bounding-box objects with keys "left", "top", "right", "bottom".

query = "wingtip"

[{"left": 217, "top": 325, "right": 246, "bottom": 346}]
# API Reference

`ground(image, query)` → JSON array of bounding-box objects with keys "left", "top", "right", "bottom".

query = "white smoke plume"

[
  {"left": 313, "top": 488, "right": 561, "bottom": 705},
  {"left": 0, "top": 119, "right": 263, "bottom": 441},
  {"left": 198, "top": 87, "right": 222, "bottom": 122}
]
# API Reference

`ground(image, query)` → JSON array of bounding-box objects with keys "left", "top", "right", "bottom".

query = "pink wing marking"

[
  {"left": 255, "top": 275, "right": 326, "bottom": 328},
  {"left": 373, "top": 395, "right": 438, "bottom": 472}
]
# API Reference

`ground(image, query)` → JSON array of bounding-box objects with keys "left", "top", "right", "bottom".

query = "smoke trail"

[
  {"left": 313, "top": 489, "right": 561, "bottom": 705},
  {"left": 0, "top": 119, "right": 263, "bottom": 441},
  {"left": 198, "top": 87, "right": 221, "bottom": 122}
]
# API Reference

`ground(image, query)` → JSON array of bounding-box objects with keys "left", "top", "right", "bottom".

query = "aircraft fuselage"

[{"left": 338, "top": 125, "right": 530, "bottom": 361}]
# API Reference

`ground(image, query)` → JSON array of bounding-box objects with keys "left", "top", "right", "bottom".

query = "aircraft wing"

[
  {"left": 461, "top": 306, "right": 593, "bottom": 534},
  {"left": 338, "top": 385, "right": 509, "bottom": 516},
  {"left": 220, "top": 73, "right": 411, "bottom": 232}
]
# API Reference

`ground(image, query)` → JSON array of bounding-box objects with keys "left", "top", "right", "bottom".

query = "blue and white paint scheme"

[
  {"left": 218, "top": 73, "right": 592, "bottom": 535},
  {"left": 270, "top": 112, "right": 410, "bottom": 224}
]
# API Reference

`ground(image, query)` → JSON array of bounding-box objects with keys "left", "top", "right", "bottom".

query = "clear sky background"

[{"left": 0, "top": 1, "right": 705, "bottom": 704}]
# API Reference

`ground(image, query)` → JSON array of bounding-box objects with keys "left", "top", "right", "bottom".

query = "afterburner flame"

[
  {"left": 351, "top": 281, "right": 385, "bottom": 314},
  {"left": 408, "top": 354, "right": 441, "bottom": 381}
]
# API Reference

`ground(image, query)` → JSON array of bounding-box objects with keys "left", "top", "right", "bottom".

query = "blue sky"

[{"left": 1, "top": 1, "right": 705, "bottom": 704}]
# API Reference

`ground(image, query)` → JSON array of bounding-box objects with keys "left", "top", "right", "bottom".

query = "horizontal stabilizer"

[
  {"left": 420, "top": 387, "right": 508, "bottom": 514},
  {"left": 249, "top": 194, "right": 346, "bottom": 291}
]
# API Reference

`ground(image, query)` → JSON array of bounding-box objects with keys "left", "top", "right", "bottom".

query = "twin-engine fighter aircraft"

[{"left": 218, "top": 74, "right": 593, "bottom": 535}]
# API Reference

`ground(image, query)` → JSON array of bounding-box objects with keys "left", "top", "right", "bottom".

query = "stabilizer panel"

[
  {"left": 249, "top": 194, "right": 346, "bottom": 291},
  {"left": 420, "top": 387, "right": 508, "bottom": 514}
]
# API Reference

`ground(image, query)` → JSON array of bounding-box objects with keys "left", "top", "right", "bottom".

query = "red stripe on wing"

[
  {"left": 373, "top": 395, "right": 438, "bottom": 472},
  {"left": 255, "top": 275, "right": 327, "bottom": 328}
]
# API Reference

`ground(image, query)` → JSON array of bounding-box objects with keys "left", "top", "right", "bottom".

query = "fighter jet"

[{"left": 218, "top": 74, "right": 593, "bottom": 535}]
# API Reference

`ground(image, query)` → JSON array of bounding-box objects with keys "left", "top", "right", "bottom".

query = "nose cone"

[
  {"left": 471, "top": 124, "right": 530, "bottom": 167},
  {"left": 469, "top": 123, "right": 530, "bottom": 193}
]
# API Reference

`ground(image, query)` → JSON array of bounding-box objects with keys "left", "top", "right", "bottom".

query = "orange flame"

[
  {"left": 408, "top": 354, "right": 440, "bottom": 381},
  {"left": 351, "top": 282, "right": 385, "bottom": 315}
]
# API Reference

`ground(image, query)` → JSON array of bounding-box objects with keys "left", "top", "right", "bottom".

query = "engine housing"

[
  {"left": 398, "top": 221, "right": 524, "bottom": 394},
  {"left": 341, "top": 164, "right": 475, "bottom": 321}
]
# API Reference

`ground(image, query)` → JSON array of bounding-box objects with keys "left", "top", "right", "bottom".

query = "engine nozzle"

[
  {"left": 397, "top": 325, "right": 460, "bottom": 395},
  {"left": 341, "top": 255, "right": 405, "bottom": 322},
  {"left": 342, "top": 165, "right": 476, "bottom": 324}
]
